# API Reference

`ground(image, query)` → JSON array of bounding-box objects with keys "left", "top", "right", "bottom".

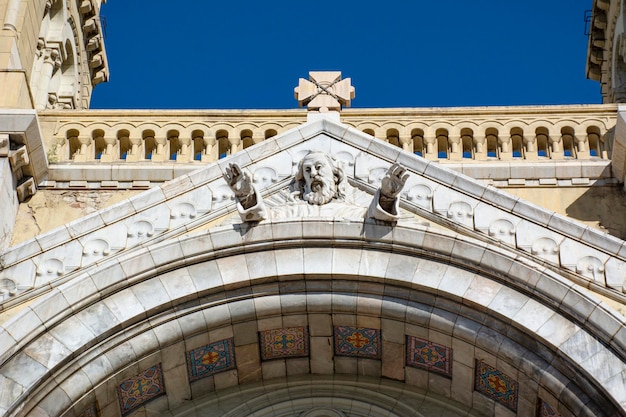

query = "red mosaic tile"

[
  {"left": 117, "top": 363, "right": 165, "bottom": 416},
  {"left": 406, "top": 336, "right": 452, "bottom": 377},
  {"left": 474, "top": 360, "right": 518, "bottom": 412},
  {"left": 259, "top": 327, "right": 309, "bottom": 360}
]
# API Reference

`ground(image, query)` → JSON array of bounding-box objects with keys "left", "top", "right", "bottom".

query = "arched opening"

[
  {"left": 67, "top": 128, "right": 80, "bottom": 160},
  {"left": 168, "top": 130, "right": 181, "bottom": 160},
  {"left": 411, "top": 128, "right": 424, "bottom": 156},
  {"left": 241, "top": 129, "right": 254, "bottom": 149},
  {"left": 436, "top": 128, "right": 448, "bottom": 159},
  {"left": 92, "top": 129, "right": 105, "bottom": 160},
  {"left": 510, "top": 127, "right": 524, "bottom": 158},
  {"left": 216, "top": 130, "right": 229, "bottom": 159},
  {"left": 265, "top": 129, "right": 278, "bottom": 140},
  {"left": 460, "top": 128, "right": 473, "bottom": 159},
  {"left": 386, "top": 129, "right": 400, "bottom": 147},
  {"left": 118, "top": 129, "right": 131, "bottom": 160},
  {"left": 561, "top": 126, "right": 576, "bottom": 158},
  {"left": 536, "top": 127, "right": 549, "bottom": 157},
  {"left": 363, "top": 128, "right": 375, "bottom": 137},
  {"left": 587, "top": 126, "right": 602, "bottom": 157},
  {"left": 144, "top": 129, "right": 156, "bottom": 160},
  {"left": 485, "top": 128, "right": 498, "bottom": 158},
  {"left": 192, "top": 130, "right": 204, "bottom": 161}
]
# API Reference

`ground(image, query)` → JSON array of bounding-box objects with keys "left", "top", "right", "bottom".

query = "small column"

[
  {"left": 498, "top": 135, "right": 513, "bottom": 160},
  {"left": 448, "top": 134, "right": 463, "bottom": 160},
  {"left": 125, "top": 134, "right": 143, "bottom": 162},
  {"left": 228, "top": 137, "right": 241, "bottom": 155},
  {"left": 73, "top": 135, "right": 93, "bottom": 162},
  {"left": 399, "top": 134, "right": 413, "bottom": 153},
  {"left": 150, "top": 135, "right": 169, "bottom": 162},
  {"left": 549, "top": 132, "right": 564, "bottom": 160},
  {"left": 201, "top": 135, "right": 217, "bottom": 162},
  {"left": 423, "top": 135, "right": 438, "bottom": 160},
  {"left": 99, "top": 135, "right": 118, "bottom": 162},
  {"left": 575, "top": 135, "right": 590, "bottom": 159},
  {"left": 176, "top": 137, "right": 193, "bottom": 163},
  {"left": 473, "top": 135, "right": 487, "bottom": 160},
  {"left": 35, "top": 45, "right": 61, "bottom": 110}
]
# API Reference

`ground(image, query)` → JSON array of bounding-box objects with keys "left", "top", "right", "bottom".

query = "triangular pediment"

[{"left": 1, "top": 115, "right": 625, "bottom": 305}]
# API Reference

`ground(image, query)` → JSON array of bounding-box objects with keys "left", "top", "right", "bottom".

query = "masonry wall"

[{"left": 0, "top": 159, "right": 18, "bottom": 249}]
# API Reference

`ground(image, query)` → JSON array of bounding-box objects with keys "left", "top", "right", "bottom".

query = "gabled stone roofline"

[{"left": 1, "top": 115, "right": 625, "bottom": 309}]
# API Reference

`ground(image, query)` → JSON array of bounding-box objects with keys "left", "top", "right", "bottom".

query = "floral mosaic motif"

[
  {"left": 259, "top": 327, "right": 309, "bottom": 360},
  {"left": 117, "top": 363, "right": 165, "bottom": 416},
  {"left": 77, "top": 402, "right": 98, "bottom": 417},
  {"left": 539, "top": 400, "right": 561, "bottom": 417},
  {"left": 186, "top": 338, "right": 236, "bottom": 381},
  {"left": 406, "top": 336, "right": 452, "bottom": 377},
  {"left": 334, "top": 326, "right": 381, "bottom": 359},
  {"left": 474, "top": 360, "right": 518, "bottom": 412}
]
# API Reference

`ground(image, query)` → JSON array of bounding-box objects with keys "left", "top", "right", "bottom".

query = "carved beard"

[{"left": 303, "top": 175, "right": 337, "bottom": 205}]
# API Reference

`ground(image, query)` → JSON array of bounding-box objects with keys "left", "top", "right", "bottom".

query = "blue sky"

[{"left": 90, "top": 1, "right": 601, "bottom": 109}]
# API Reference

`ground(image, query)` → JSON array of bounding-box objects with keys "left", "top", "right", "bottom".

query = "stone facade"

[{"left": 0, "top": 2, "right": 626, "bottom": 417}]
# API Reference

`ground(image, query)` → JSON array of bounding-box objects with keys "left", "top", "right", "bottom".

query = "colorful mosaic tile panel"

[
  {"left": 117, "top": 363, "right": 165, "bottom": 416},
  {"left": 186, "top": 338, "right": 236, "bottom": 381},
  {"left": 406, "top": 336, "right": 452, "bottom": 377},
  {"left": 259, "top": 327, "right": 309, "bottom": 360},
  {"left": 539, "top": 400, "right": 561, "bottom": 417},
  {"left": 77, "top": 402, "right": 98, "bottom": 417},
  {"left": 474, "top": 360, "right": 518, "bottom": 412},
  {"left": 334, "top": 326, "right": 381, "bottom": 359}
]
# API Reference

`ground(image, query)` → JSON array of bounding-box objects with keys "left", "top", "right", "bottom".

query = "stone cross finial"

[{"left": 294, "top": 71, "right": 355, "bottom": 112}]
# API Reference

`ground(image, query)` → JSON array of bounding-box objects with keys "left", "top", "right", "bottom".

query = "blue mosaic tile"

[
  {"left": 334, "top": 326, "right": 381, "bottom": 359},
  {"left": 77, "top": 402, "right": 98, "bottom": 417},
  {"left": 474, "top": 360, "right": 518, "bottom": 412},
  {"left": 259, "top": 327, "right": 309, "bottom": 360},
  {"left": 186, "top": 338, "right": 236, "bottom": 381},
  {"left": 406, "top": 336, "right": 452, "bottom": 377},
  {"left": 117, "top": 363, "right": 165, "bottom": 416},
  {"left": 540, "top": 400, "right": 561, "bottom": 417}
]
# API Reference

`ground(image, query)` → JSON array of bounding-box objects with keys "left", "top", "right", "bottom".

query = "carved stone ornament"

[
  {"left": 294, "top": 71, "right": 355, "bottom": 112},
  {"left": 224, "top": 150, "right": 408, "bottom": 224}
]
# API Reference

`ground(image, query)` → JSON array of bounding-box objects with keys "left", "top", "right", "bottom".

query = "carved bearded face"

[{"left": 300, "top": 153, "right": 338, "bottom": 205}]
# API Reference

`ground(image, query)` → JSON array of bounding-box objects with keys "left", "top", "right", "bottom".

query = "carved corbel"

[
  {"left": 16, "top": 177, "right": 36, "bottom": 202},
  {"left": 0, "top": 133, "right": 9, "bottom": 157},
  {"left": 9, "top": 146, "right": 28, "bottom": 172}
]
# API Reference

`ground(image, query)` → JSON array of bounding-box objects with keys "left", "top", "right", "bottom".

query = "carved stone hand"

[
  {"left": 378, "top": 163, "right": 409, "bottom": 215},
  {"left": 224, "top": 163, "right": 256, "bottom": 209}
]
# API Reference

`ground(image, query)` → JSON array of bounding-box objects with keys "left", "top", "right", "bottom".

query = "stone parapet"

[{"left": 37, "top": 104, "right": 620, "bottom": 184}]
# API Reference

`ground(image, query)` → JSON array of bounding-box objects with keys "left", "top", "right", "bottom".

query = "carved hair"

[{"left": 293, "top": 150, "right": 346, "bottom": 199}]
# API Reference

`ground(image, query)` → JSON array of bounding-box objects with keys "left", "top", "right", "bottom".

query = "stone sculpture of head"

[{"left": 294, "top": 150, "right": 345, "bottom": 205}]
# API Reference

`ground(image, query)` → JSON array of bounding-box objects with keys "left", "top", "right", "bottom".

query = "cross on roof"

[{"left": 294, "top": 71, "right": 355, "bottom": 112}]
